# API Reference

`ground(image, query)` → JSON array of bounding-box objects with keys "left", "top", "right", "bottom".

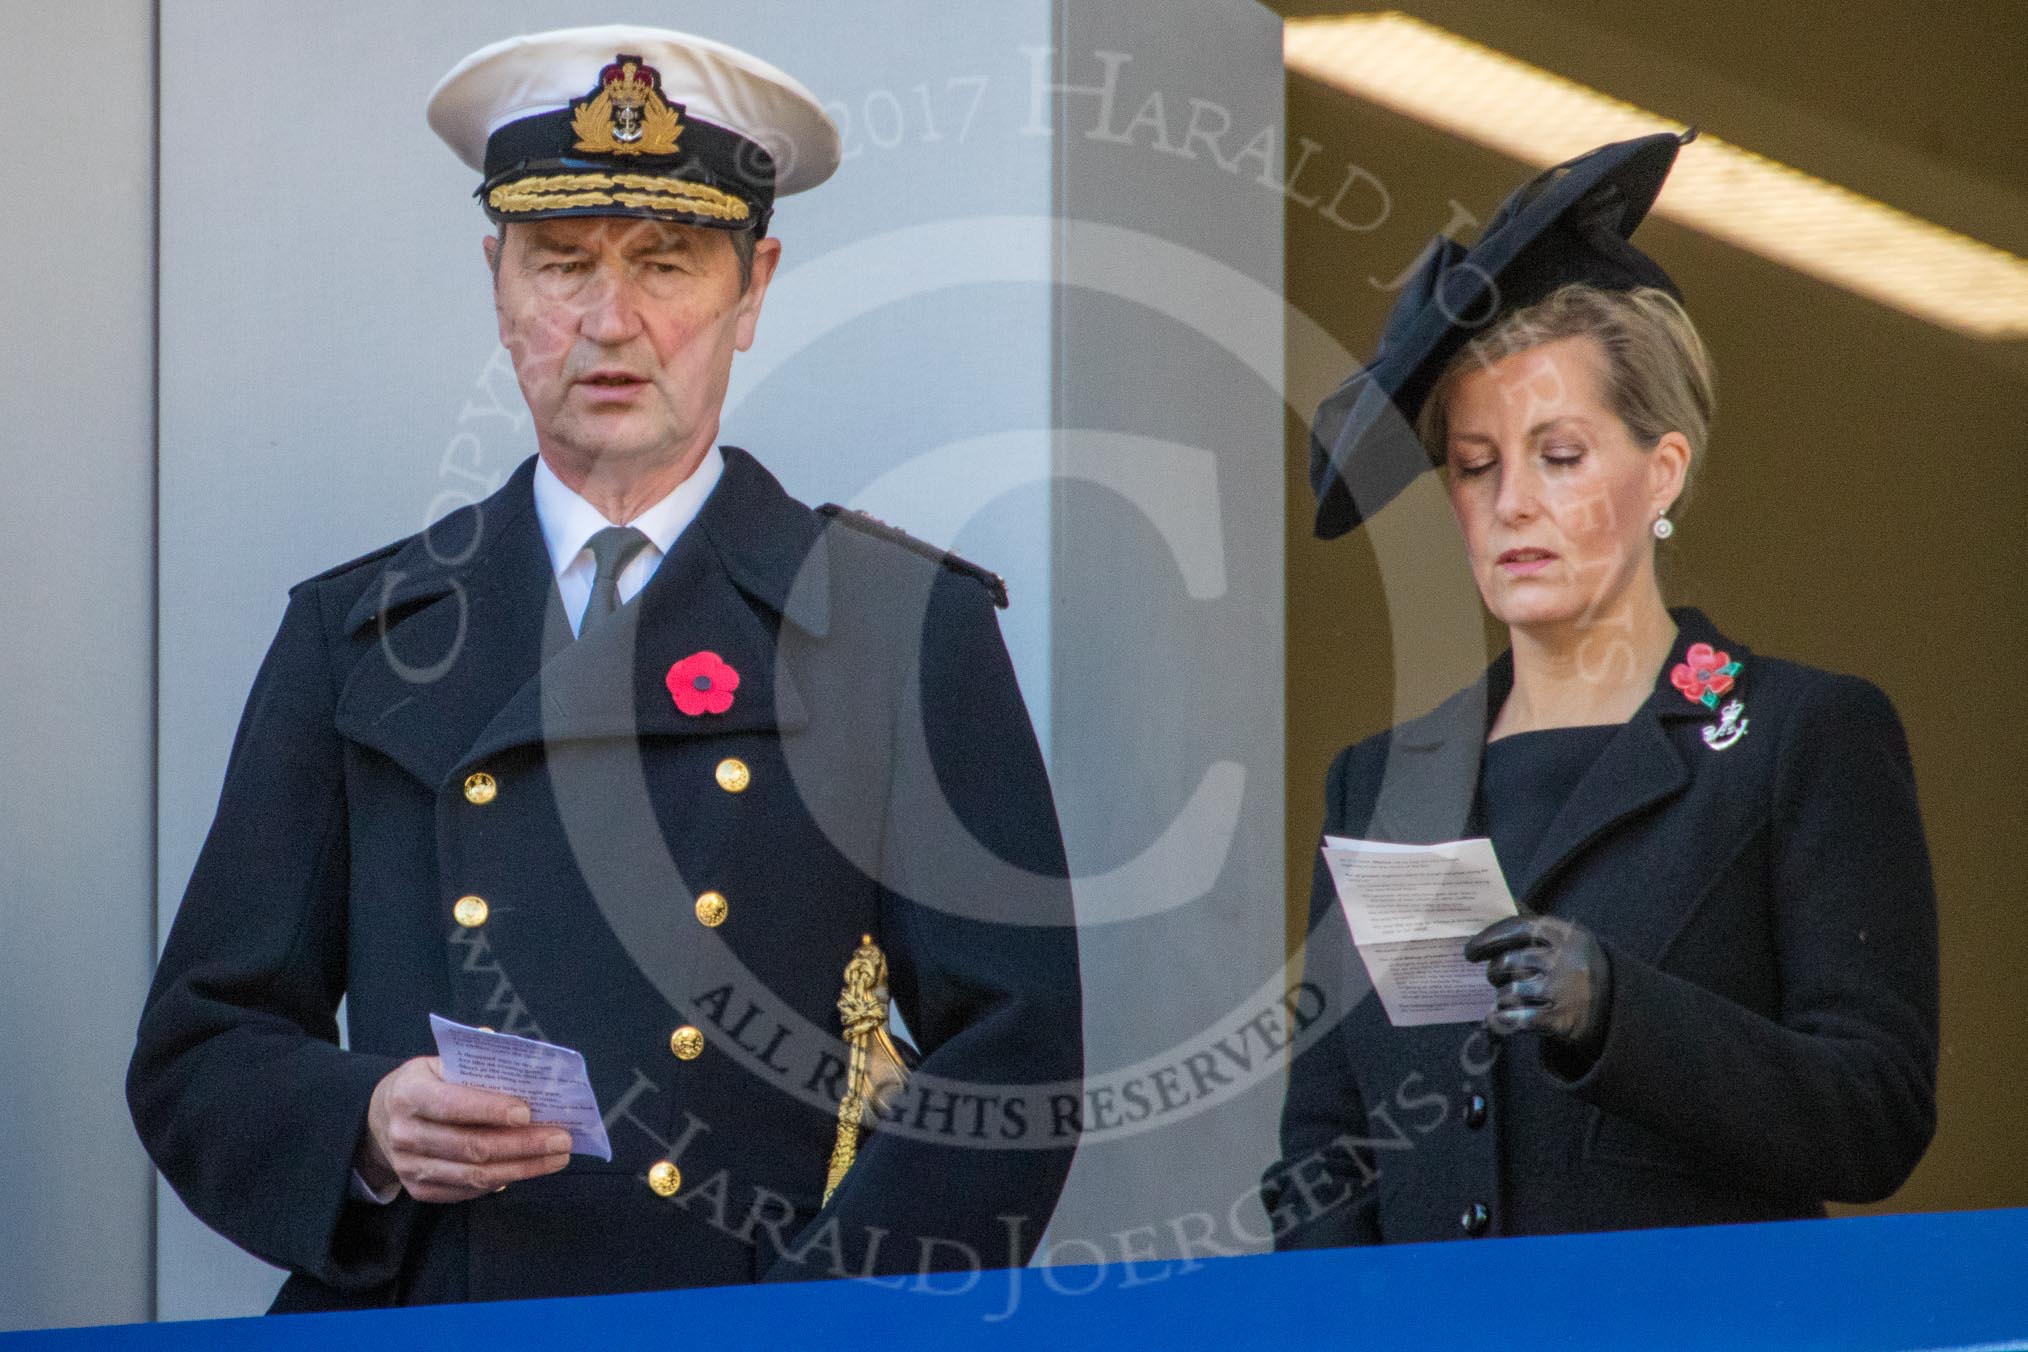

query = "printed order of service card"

[
  {"left": 1321, "top": 837, "right": 1519, "bottom": 1027},
  {"left": 429, "top": 1014, "right": 613, "bottom": 1160}
]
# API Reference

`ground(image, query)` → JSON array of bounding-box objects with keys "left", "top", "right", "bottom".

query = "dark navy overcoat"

[
  {"left": 1264, "top": 610, "right": 1938, "bottom": 1244},
  {"left": 129, "top": 448, "right": 1082, "bottom": 1308}
]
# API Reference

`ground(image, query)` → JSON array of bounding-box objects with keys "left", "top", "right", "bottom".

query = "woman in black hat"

[{"left": 1262, "top": 133, "right": 1938, "bottom": 1244}]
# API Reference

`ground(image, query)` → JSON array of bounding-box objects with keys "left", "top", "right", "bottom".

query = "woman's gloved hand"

[{"left": 1463, "top": 915, "right": 1613, "bottom": 1055}]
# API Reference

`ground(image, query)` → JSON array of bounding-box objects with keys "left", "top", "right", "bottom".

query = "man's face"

[{"left": 485, "top": 216, "right": 778, "bottom": 476}]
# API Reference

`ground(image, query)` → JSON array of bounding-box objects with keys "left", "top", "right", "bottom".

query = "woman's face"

[{"left": 1439, "top": 335, "right": 1688, "bottom": 638}]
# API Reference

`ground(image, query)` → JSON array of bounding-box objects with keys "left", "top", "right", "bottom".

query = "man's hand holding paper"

[
  {"left": 353, "top": 1017, "right": 613, "bottom": 1204},
  {"left": 357, "top": 1056, "right": 574, "bottom": 1205}
]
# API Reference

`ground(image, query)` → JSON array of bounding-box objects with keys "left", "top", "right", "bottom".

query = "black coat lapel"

[
  {"left": 452, "top": 446, "right": 829, "bottom": 773},
  {"left": 1363, "top": 675, "right": 1493, "bottom": 845},
  {"left": 333, "top": 460, "right": 564, "bottom": 788},
  {"left": 1360, "top": 609, "right": 1750, "bottom": 912},
  {"left": 1517, "top": 609, "right": 1751, "bottom": 907},
  {"left": 328, "top": 446, "right": 847, "bottom": 785},
  {"left": 461, "top": 523, "right": 806, "bottom": 768},
  {"left": 1515, "top": 714, "right": 1688, "bottom": 906}
]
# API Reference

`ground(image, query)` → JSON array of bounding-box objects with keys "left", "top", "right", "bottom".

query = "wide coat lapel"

[
  {"left": 459, "top": 447, "right": 826, "bottom": 772},
  {"left": 333, "top": 449, "right": 832, "bottom": 789},
  {"left": 1516, "top": 610, "right": 1749, "bottom": 911},
  {"left": 333, "top": 459, "right": 564, "bottom": 788},
  {"left": 1362, "top": 666, "right": 1497, "bottom": 846},
  {"left": 1359, "top": 609, "right": 1749, "bottom": 913}
]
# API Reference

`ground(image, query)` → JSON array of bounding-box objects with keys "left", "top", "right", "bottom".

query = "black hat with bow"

[{"left": 1309, "top": 130, "right": 1694, "bottom": 539}]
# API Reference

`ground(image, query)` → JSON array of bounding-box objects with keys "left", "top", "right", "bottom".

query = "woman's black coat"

[{"left": 1264, "top": 610, "right": 1938, "bottom": 1244}]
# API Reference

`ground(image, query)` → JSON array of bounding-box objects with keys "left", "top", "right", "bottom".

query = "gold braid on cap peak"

[{"left": 487, "top": 172, "right": 751, "bottom": 222}]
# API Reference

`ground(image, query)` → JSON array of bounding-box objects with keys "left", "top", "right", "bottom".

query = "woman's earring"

[{"left": 1652, "top": 512, "right": 1675, "bottom": 541}]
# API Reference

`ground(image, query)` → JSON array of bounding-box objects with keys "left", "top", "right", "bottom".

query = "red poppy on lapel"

[
  {"left": 666, "top": 651, "right": 740, "bottom": 716},
  {"left": 1670, "top": 642, "right": 1741, "bottom": 710}
]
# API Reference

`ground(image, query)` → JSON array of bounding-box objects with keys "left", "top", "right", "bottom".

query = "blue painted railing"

[{"left": 10, "top": 1208, "right": 2028, "bottom": 1350}]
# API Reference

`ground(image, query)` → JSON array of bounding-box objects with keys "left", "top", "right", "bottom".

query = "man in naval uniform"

[{"left": 128, "top": 26, "right": 1082, "bottom": 1310}]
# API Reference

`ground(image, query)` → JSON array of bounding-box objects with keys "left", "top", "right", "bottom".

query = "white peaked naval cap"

[{"left": 426, "top": 25, "right": 841, "bottom": 233}]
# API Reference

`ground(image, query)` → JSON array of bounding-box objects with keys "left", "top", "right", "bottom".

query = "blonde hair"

[{"left": 1418, "top": 284, "right": 1716, "bottom": 507}]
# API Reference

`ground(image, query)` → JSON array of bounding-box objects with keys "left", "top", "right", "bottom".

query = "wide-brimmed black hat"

[{"left": 1309, "top": 130, "right": 1693, "bottom": 539}]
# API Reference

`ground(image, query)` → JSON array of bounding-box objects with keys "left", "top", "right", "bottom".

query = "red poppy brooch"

[
  {"left": 666, "top": 651, "right": 739, "bottom": 716},
  {"left": 1670, "top": 642, "right": 1741, "bottom": 711}
]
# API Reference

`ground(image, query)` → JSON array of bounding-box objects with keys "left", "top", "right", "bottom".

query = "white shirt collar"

[{"left": 532, "top": 446, "right": 724, "bottom": 578}]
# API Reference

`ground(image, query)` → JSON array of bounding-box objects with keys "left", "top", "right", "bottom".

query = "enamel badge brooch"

[
  {"left": 1701, "top": 698, "right": 1750, "bottom": 751},
  {"left": 1673, "top": 643, "right": 1749, "bottom": 751}
]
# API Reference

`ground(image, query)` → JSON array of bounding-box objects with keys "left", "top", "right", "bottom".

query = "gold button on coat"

[
  {"left": 714, "top": 758, "right": 751, "bottom": 794},
  {"left": 669, "top": 1026, "right": 705, "bottom": 1060},
  {"left": 453, "top": 895, "right": 489, "bottom": 928},
  {"left": 647, "top": 1160, "right": 682, "bottom": 1197},
  {"left": 695, "top": 891, "right": 728, "bottom": 928},
  {"left": 462, "top": 772, "right": 498, "bottom": 805}
]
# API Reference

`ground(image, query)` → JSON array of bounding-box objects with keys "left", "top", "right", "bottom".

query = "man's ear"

[
  {"left": 483, "top": 233, "right": 510, "bottom": 347},
  {"left": 734, "top": 236, "right": 784, "bottom": 352}
]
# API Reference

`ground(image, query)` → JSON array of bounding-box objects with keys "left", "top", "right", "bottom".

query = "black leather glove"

[{"left": 1463, "top": 915, "right": 1613, "bottom": 1054}]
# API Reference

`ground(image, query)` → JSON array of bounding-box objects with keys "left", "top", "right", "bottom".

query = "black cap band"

[{"left": 479, "top": 105, "right": 777, "bottom": 233}]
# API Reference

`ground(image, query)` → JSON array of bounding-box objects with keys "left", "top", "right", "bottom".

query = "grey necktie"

[{"left": 580, "top": 525, "right": 652, "bottom": 636}]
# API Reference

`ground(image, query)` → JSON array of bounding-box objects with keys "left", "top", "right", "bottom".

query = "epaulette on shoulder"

[
  {"left": 287, "top": 537, "right": 407, "bottom": 597},
  {"left": 816, "top": 504, "right": 1009, "bottom": 609}
]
